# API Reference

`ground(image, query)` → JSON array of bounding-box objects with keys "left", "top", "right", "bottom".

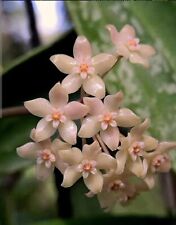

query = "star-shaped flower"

[
  {"left": 59, "top": 141, "right": 117, "bottom": 194},
  {"left": 79, "top": 92, "right": 140, "bottom": 150},
  {"left": 17, "top": 139, "right": 71, "bottom": 180},
  {"left": 24, "top": 82, "right": 88, "bottom": 144},
  {"left": 50, "top": 36, "right": 116, "bottom": 98},
  {"left": 107, "top": 24, "right": 156, "bottom": 67}
]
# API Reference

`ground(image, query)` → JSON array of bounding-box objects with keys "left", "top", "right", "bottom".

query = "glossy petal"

[
  {"left": 49, "top": 82, "right": 68, "bottom": 108},
  {"left": 156, "top": 142, "right": 176, "bottom": 154},
  {"left": 78, "top": 116, "right": 100, "bottom": 138},
  {"left": 84, "top": 172, "right": 103, "bottom": 193},
  {"left": 59, "top": 120, "right": 77, "bottom": 145},
  {"left": 36, "top": 164, "right": 54, "bottom": 181},
  {"left": 82, "top": 141, "right": 101, "bottom": 160},
  {"left": 129, "top": 158, "right": 148, "bottom": 178},
  {"left": 130, "top": 119, "right": 150, "bottom": 140},
  {"left": 116, "top": 108, "right": 140, "bottom": 127},
  {"left": 121, "top": 24, "right": 136, "bottom": 38},
  {"left": 116, "top": 149, "right": 128, "bottom": 174},
  {"left": 129, "top": 53, "right": 149, "bottom": 68},
  {"left": 51, "top": 139, "right": 71, "bottom": 153},
  {"left": 24, "top": 98, "right": 52, "bottom": 117},
  {"left": 92, "top": 53, "right": 116, "bottom": 76},
  {"left": 61, "top": 166, "right": 82, "bottom": 187},
  {"left": 64, "top": 101, "right": 88, "bottom": 120},
  {"left": 104, "top": 92, "right": 124, "bottom": 112},
  {"left": 59, "top": 148, "right": 83, "bottom": 165},
  {"left": 73, "top": 36, "right": 92, "bottom": 61},
  {"left": 144, "top": 174, "right": 155, "bottom": 189},
  {"left": 138, "top": 44, "right": 156, "bottom": 57},
  {"left": 83, "top": 97, "right": 105, "bottom": 116},
  {"left": 61, "top": 74, "right": 82, "bottom": 94},
  {"left": 100, "top": 127, "right": 120, "bottom": 151},
  {"left": 106, "top": 24, "right": 119, "bottom": 45},
  {"left": 97, "top": 153, "right": 116, "bottom": 170},
  {"left": 32, "top": 119, "right": 56, "bottom": 142},
  {"left": 117, "top": 45, "right": 130, "bottom": 58},
  {"left": 50, "top": 54, "right": 76, "bottom": 74},
  {"left": 83, "top": 75, "right": 105, "bottom": 99},
  {"left": 17, "top": 142, "right": 39, "bottom": 159},
  {"left": 143, "top": 135, "right": 158, "bottom": 151}
]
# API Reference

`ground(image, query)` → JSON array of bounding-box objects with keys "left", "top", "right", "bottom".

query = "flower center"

[
  {"left": 152, "top": 154, "right": 168, "bottom": 169},
  {"left": 83, "top": 163, "right": 93, "bottom": 172},
  {"left": 52, "top": 112, "right": 61, "bottom": 121},
  {"left": 127, "top": 38, "right": 139, "bottom": 47},
  {"left": 109, "top": 180, "right": 125, "bottom": 192},
  {"left": 78, "top": 160, "right": 97, "bottom": 178},
  {"left": 40, "top": 149, "right": 56, "bottom": 162},
  {"left": 80, "top": 63, "right": 89, "bottom": 73},
  {"left": 103, "top": 114, "right": 112, "bottom": 123},
  {"left": 99, "top": 112, "right": 117, "bottom": 130},
  {"left": 131, "top": 142, "right": 144, "bottom": 155}
]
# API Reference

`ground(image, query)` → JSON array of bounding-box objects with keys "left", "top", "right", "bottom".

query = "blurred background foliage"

[{"left": 1, "top": 1, "right": 176, "bottom": 225}]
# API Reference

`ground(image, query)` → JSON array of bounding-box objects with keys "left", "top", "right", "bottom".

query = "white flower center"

[
  {"left": 108, "top": 180, "right": 125, "bottom": 192},
  {"left": 78, "top": 160, "right": 97, "bottom": 178},
  {"left": 99, "top": 112, "right": 117, "bottom": 130},
  {"left": 37, "top": 149, "right": 56, "bottom": 168}
]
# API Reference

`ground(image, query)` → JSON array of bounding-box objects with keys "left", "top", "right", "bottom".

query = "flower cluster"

[{"left": 17, "top": 24, "right": 176, "bottom": 211}]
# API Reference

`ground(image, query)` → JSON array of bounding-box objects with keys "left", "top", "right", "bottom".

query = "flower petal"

[
  {"left": 59, "top": 148, "right": 83, "bottom": 165},
  {"left": 24, "top": 98, "right": 52, "bottom": 117},
  {"left": 84, "top": 172, "right": 103, "bottom": 193},
  {"left": 128, "top": 158, "right": 148, "bottom": 178},
  {"left": 31, "top": 119, "right": 56, "bottom": 142},
  {"left": 82, "top": 141, "right": 101, "bottom": 160},
  {"left": 59, "top": 120, "right": 77, "bottom": 145},
  {"left": 129, "top": 53, "right": 149, "bottom": 68},
  {"left": 61, "top": 74, "right": 82, "bottom": 94},
  {"left": 156, "top": 142, "right": 176, "bottom": 154},
  {"left": 50, "top": 54, "right": 76, "bottom": 74},
  {"left": 36, "top": 164, "right": 54, "bottom": 181},
  {"left": 83, "top": 75, "right": 105, "bottom": 99},
  {"left": 64, "top": 101, "right": 88, "bottom": 120},
  {"left": 51, "top": 139, "right": 71, "bottom": 153},
  {"left": 116, "top": 149, "right": 128, "bottom": 174},
  {"left": 106, "top": 24, "right": 119, "bottom": 45},
  {"left": 17, "top": 142, "right": 39, "bottom": 159},
  {"left": 143, "top": 135, "right": 158, "bottom": 151},
  {"left": 49, "top": 82, "right": 68, "bottom": 108},
  {"left": 116, "top": 108, "right": 141, "bottom": 127},
  {"left": 144, "top": 174, "right": 155, "bottom": 189},
  {"left": 138, "top": 44, "right": 156, "bottom": 57},
  {"left": 121, "top": 24, "right": 136, "bottom": 38},
  {"left": 61, "top": 166, "right": 82, "bottom": 187},
  {"left": 92, "top": 53, "right": 116, "bottom": 76},
  {"left": 78, "top": 116, "right": 100, "bottom": 138},
  {"left": 83, "top": 97, "right": 105, "bottom": 116},
  {"left": 104, "top": 92, "right": 124, "bottom": 112},
  {"left": 73, "top": 36, "right": 92, "bottom": 61},
  {"left": 130, "top": 119, "right": 150, "bottom": 140},
  {"left": 100, "top": 127, "right": 120, "bottom": 151},
  {"left": 97, "top": 153, "right": 116, "bottom": 170}
]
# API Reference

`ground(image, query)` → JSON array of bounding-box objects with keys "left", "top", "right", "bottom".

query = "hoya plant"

[{"left": 17, "top": 23, "right": 176, "bottom": 212}]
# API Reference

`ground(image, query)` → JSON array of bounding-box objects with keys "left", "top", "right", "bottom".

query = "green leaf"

[
  {"left": 0, "top": 116, "right": 37, "bottom": 175},
  {"left": 66, "top": 1, "right": 176, "bottom": 169}
]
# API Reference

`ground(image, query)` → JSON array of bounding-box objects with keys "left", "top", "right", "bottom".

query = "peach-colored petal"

[
  {"left": 116, "top": 108, "right": 141, "bottom": 127},
  {"left": 17, "top": 142, "right": 39, "bottom": 159},
  {"left": 156, "top": 142, "right": 176, "bottom": 154},
  {"left": 130, "top": 119, "right": 150, "bottom": 141},
  {"left": 32, "top": 119, "right": 56, "bottom": 142},
  {"left": 61, "top": 74, "right": 82, "bottom": 94},
  {"left": 143, "top": 135, "right": 158, "bottom": 151},
  {"left": 96, "top": 153, "right": 116, "bottom": 170},
  {"left": 138, "top": 44, "right": 156, "bottom": 57},
  {"left": 61, "top": 165, "right": 82, "bottom": 187},
  {"left": 117, "top": 44, "right": 130, "bottom": 58},
  {"left": 91, "top": 53, "right": 116, "bottom": 76},
  {"left": 51, "top": 139, "right": 71, "bottom": 153},
  {"left": 84, "top": 172, "right": 103, "bottom": 193},
  {"left": 82, "top": 141, "right": 101, "bottom": 160},
  {"left": 144, "top": 174, "right": 155, "bottom": 189},
  {"left": 78, "top": 116, "right": 100, "bottom": 138},
  {"left": 73, "top": 36, "right": 92, "bottom": 61},
  {"left": 83, "top": 75, "right": 105, "bottom": 99},
  {"left": 129, "top": 53, "right": 149, "bottom": 68},
  {"left": 106, "top": 24, "right": 119, "bottom": 45},
  {"left": 121, "top": 24, "right": 136, "bottom": 38},
  {"left": 116, "top": 149, "right": 128, "bottom": 174},
  {"left": 59, "top": 120, "right": 77, "bottom": 145},
  {"left": 129, "top": 158, "right": 148, "bottom": 178},
  {"left": 83, "top": 97, "right": 105, "bottom": 116},
  {"left": 104, "top": 91, "right": 124, "bottom": 112},
  {"left": 50, "top": 54, "right": 76, "bottom": 74},
  {"left": 59, "top": 148, "right": 83, "bottom": 165},
  {"left": 49, "top": 82, "right": 68, "bottom": 108},
  {"left": 24, "top": 98, "right": 52, "bottom": 117},
  {"left": 100, "top": 127, "right": 120, "bottom": 151},
  {"left": 36, "top": 164, "right": 54, "bottom": 181},
  {"left": 64, "top": 101, "right": 88, "bottom": 120}
]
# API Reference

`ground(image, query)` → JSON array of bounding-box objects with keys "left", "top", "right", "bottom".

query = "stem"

[
  {"left": 2, "top": 106, "right": 28, "bottom": 117},
  {"left": 95, "top": 134, "right": 109, "bottom": 154}
]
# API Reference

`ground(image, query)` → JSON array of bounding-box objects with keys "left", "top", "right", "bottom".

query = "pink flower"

[
  {"left": 59, "top": 141, "right": 116, "bottom": 193},
  {"left": 24, "top": 82, "right": 88, "bottom": 144},
  {"left": 50, "top": 36, "right": 116, "bottom": 98},
  {"left": 107, "top": 24, "right": 156, "bottom": 67},
  {"left": 78, "top": 92, "right": 140, "bottom": 150},
  {"left": 17, "top": 139, "right": 71, "bottom": 180}
]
